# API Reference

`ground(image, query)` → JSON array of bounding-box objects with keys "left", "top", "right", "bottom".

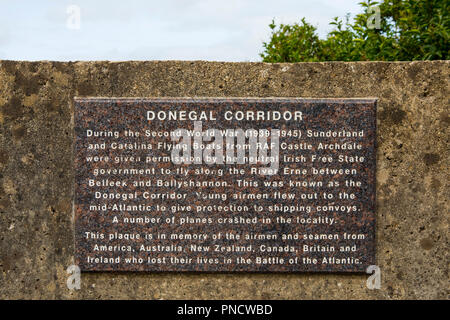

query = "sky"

[{"left": 0, "top": 0, "right": 361, "bottom": 62}]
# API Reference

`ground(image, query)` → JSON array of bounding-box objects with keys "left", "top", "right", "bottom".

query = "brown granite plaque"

[{"left": 74, "top": 97, "right": 376, "bottom": 272}]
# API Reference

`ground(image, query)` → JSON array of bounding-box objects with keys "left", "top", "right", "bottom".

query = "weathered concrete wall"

[{"left": 0, "top": 60, "right": 448, "bottom": 299}]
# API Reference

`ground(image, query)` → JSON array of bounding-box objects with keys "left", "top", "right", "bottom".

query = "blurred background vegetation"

[{"left": 260, "top": 0, "right": 449, "bottom": 62}]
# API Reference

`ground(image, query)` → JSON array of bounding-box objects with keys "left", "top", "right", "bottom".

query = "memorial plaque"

[{"left": 74, "top": 97, "right": 376, "bottom": 272}]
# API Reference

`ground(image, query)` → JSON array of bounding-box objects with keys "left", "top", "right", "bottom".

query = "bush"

[{"left": 260, "top": 0, "right": 449, "bottom": 62}]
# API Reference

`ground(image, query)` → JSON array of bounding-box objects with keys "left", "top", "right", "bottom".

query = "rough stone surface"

[{"left": 0, "top": 60, "right": 448, "bottom": 299}]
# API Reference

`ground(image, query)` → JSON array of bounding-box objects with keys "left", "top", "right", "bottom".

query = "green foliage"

[
  {"left": 260, "top": 0, "right": 449, "bottom": 62},
  {"left": 261, "top": 18, "right": 324, "bottom": 62}
]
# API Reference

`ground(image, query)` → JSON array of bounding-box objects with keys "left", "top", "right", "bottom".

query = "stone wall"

[{"left": 0, "top": 60, "right": 448, "bottom": 299}]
